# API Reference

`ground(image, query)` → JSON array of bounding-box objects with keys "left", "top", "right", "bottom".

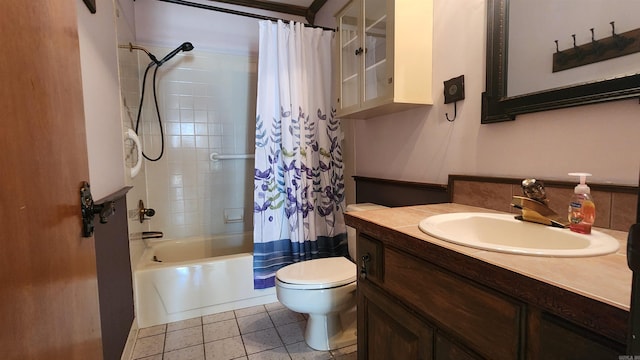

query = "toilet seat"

[{"left": 276, "top": 257, "right": 356, "bottom": 290}]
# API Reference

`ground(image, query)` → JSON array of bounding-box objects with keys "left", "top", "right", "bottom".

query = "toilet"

[{"left": 275, "top": 203, "right": 387, "bottom": 351}]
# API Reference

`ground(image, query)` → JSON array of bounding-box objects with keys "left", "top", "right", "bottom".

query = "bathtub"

[{"left": 134, "top": 232, "right": 277, "bottom": 328}]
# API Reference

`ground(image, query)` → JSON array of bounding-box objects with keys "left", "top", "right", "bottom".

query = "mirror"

[{"left": 482, "top": 0, "right": 640, "bottom": 123}]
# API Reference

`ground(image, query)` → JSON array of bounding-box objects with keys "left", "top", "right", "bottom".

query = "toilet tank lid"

[
  {"left": 276, "top": 257, "right": 356, "bottom": 288},
  {"left": 345, "top": 203, "right": 388, "bottom": 212}
]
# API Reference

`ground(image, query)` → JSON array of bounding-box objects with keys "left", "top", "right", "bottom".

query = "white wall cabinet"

[{"left": 335, "top": 0, "right": 433, "bottom": 119}]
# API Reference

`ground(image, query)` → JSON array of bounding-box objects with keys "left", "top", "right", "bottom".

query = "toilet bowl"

[{"left": 275, "top": 203, "right": 387, "bottom": 351}]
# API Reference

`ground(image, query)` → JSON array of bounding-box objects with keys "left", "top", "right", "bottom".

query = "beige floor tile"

[
  {"left": 132, "top": 333, "right": 165, "bottom": 359},
  {"left": 203, "top": 318, "right": 241, "bottom": 342},
  {"left": 235, "top": 305, "right": 267, "bottom": 318},
  {"left": 286, "top": 341, "right": 332, "bottom": 360},
  {"left": 269, "top": 309, "right": 305, "bottom": 327},
  {"left": 237, "top": 312, "right": 275, "bottom": 334},
  {"left": 204, "top": 335, "right": 246, "bottom": 360},
  {"left": 203, "top": 310, "right": 235, "bottom": 324},
  {"left": 242, "top": 327, "right": 284, "bottom": 355},
  {"left": 275, "top": 321, "right": 305, "bottom": 345},
  {"left": 168, "top": 317, "right": 203, "bottom": 332},
  {"left": 247, "top": 346, "right": 291, "bottom": 360},
  {"left": 163, "top": 344, "right": 205, "bottom": 360},
  {"left": 165, "top": 326, "right": 204, "bottom": 352}
]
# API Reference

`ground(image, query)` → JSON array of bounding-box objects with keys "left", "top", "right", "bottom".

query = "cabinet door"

[
  {"left": 527, "top": 311, "right": 624, "bottom": 359},
  {"left": 337, "top": 0, "right": 361, "bottom": 112},
  {"left": 435, "top": 332, "right": 483, "bottom": 360},
  {"left": 358, "top": 283, "right": 433, "bottom": 360},
  {"left": 362, "top": 0, "right": 390, "bottom": 104}
]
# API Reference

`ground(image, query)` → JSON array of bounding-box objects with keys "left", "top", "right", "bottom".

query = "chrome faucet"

[{"left": 511, "top": 179, "right": 569, "bottom": 228}]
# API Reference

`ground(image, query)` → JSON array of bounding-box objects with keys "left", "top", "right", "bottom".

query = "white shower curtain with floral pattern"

[{"left": 253, "top": 20, "right": 347, "bottom": 289}]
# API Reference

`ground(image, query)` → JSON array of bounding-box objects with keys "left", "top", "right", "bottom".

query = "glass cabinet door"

[
  {"left": 338, "top": 2, "right": 360, "bottom": 111},
  {"left": 363, "top": 0, "right": 388, "bottom": 103}
]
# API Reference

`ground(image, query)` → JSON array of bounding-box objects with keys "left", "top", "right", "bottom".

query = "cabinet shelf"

[
  {"left": 365, "top": 58, "right": 386, "bottom": 73},
  {"left": 342, "top": 35, "right": 359, "bottom": 49},
  {"left": 342, "top": 73, "right": 359, "bottom": 83},
  {"left": 335, "top": 0, "right": 433, "bottom": 119},
  {"left": 365, "top": 14, "right": 386, "bottom": 33}
]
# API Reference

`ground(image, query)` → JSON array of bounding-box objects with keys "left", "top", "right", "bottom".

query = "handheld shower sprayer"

[
  {"left": 120, "top": 41, "right": 195, "bottom": 162},
  {"left": 158, "top": 42, "right": 194, "bottom": 66}
]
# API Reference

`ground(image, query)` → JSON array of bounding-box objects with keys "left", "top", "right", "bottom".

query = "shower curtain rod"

[{"left": 155, "top": 0, "right": 335, "bottom": 31}]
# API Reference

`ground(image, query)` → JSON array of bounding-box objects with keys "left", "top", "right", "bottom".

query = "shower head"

[{"left": 158, "top": 42, "right": 194, "bottom": 66}]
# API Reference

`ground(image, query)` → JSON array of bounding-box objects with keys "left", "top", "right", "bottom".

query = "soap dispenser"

[{"left": 568, "top": 172, "right": 596, "bottom": 234}]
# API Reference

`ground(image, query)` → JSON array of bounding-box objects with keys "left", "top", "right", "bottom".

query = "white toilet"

[{"left": 275, "top": 203, "right": 387, "bottom": 351}]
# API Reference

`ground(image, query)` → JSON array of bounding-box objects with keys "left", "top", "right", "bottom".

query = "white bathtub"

[{"left": 134, "top": 232, "right": 277, "bottom": 328}]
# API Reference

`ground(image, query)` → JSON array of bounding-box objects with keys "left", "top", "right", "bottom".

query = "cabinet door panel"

[
  {"left": 528, "top": 311, "right": 624, "bottom": 359},
  {"left": 362, "top": 0, "right": 389, "bottom": 103},
  {"left": 384, "top": 247, "right": 523, "bottom": 360},
  {"left": 435, "top": 332, "right": 482, "bottom": 360},
  {"left": 338, "top": 1, "right": 360, "bottom": 111},
  {"left": 359, "top": 283, "right": 433, "bottom": 360}
]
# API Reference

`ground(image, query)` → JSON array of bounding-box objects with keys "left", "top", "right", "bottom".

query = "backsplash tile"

[
  {"left": 452, "top": 181, "right": 513, "bottom": 213},
  {"left": 452, "top": 175, "right": 636, "bottom": 231},
  {"left": 611, "top": 192, "right": 638, "bottom": 231}
]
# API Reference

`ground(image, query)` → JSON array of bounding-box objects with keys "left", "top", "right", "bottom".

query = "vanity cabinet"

[
  {"left": 355, "top": 231, "right": 626, "bottom": 359},
  {"left": 335, "top": 0, "right": 433, "bottom": 119}
]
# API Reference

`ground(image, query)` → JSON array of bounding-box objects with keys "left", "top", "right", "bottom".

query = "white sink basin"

[{"left": 418, "top": 212, "right": 620, "bottom": 257}]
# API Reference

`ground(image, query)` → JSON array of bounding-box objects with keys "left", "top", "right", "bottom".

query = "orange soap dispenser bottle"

[{"left": 568, "top": 172, "right": 596, "bottom": 234}]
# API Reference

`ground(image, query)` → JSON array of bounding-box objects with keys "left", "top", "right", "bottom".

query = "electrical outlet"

[{"left": 444, "top": 75, "right": 465, "bottom": 104}]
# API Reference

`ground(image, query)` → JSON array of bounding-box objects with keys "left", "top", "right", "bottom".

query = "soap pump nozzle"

[{"left": 568, "top": 172, "right": 592, "bottom": 194}]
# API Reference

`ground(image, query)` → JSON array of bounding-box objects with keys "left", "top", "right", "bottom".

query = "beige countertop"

[{"left": 345, "top": 203, "right": 632, "bottom": 311}]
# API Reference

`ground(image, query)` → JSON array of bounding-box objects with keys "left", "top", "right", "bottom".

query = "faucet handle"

[
  {"left": 521, "top": 178, "right": 548, "bottom": 205},
  {"left": 138, "top": 200, "right": 156, "bottom": 223}
]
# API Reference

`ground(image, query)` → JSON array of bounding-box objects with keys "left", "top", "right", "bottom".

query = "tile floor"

[{"left": 131, "top": 302, "right": 357, "bottom": 360}]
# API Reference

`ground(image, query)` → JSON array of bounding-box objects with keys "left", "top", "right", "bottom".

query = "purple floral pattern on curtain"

[{"left": 253, "top": 21, "right": 347, "bottom": 289}]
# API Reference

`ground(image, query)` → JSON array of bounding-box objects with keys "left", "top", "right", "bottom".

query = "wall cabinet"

[
  {"left": 356, "top": 232, "right": 625, "bottom": 359},
  {"left": 335, "top": 0, "right": 433, "bottom": 119}
]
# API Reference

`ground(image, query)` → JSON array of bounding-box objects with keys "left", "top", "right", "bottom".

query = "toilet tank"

[{"left": 345, "top": 203, "right": 388, "bottom": 260}]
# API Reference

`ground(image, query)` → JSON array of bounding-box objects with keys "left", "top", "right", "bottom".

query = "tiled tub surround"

[
  {"left": 139, "top": 47, "right": 258, "bottom": 240},
  {"left": 448, "top": 175, "right": 638, "bottom": 232},
  {"left": 130, "top": 302, "right": 357, "bottom": 360},
  {"left": 345, "top": 203, "right": 631, "bottom": 345}
]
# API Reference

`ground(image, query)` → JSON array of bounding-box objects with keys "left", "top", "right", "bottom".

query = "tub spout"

[{"left": 142, "top": 231, "right": 163, "bottom": 239}]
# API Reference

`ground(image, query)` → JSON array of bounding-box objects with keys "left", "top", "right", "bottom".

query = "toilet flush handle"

[{"left": 359, "top": 254, "right": 371, "bottom": 280}]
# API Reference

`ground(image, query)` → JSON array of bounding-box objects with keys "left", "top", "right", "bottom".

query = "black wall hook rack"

[
  {"left": 444, "top": 75, "right": 465, "bottom": 122},
  {"left": 553, "top": 22, "right": 640, "bottom": 73}
]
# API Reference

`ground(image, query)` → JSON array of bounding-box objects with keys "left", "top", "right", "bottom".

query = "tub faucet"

[
  {"left": 141, "top": 231, "right": 163, "bottom": 248},
  {"left": 142, "top": 231, "right": 163, "bottom": 239},
  {"left": 511, "top": 179, "right": 569, "bottom": 228}
]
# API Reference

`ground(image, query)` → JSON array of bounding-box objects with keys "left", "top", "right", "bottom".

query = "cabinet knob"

[
  {"left": 359, "top": 253, "right": 371, "bottom": 279},
  {"left": 355, "top": 47, "right": 363, "bottom": 56}
]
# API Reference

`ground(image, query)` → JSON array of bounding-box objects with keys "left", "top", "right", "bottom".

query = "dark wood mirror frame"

[{"left": 481, "top": 0, "right": 640, "bottom": 124}]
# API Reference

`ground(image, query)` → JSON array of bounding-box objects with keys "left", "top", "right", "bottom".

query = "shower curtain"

[{"left": 253, "top": 20, "right": 347, "bottom": 289}]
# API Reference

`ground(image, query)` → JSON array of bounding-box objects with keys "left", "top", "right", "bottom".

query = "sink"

[{"left": 418, "top": 212, "right": 620, "bottom": 257}]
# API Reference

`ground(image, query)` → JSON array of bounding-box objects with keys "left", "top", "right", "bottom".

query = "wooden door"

[{"left": 0, "top": 1, "right": 103, "bottom": 359}]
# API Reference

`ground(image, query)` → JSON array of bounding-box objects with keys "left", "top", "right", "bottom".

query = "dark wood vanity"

[{"left": 346, "top": 204, "right": 630, "bottom": 359}]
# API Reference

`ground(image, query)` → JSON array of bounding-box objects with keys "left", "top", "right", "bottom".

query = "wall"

[
  {"left": 318, "top": 0, "right": 640, "bottom": 188},
  {"left": 134, "top": 0, "right": 305, "bottom": 54},
  {"left": 132, "top": 0, "right": 305, "bottom": 239},
  {"left": 115, "top": 0, "right": 150, "bottom": 267},
  {"left": 77, "top": 0, "right": 126, "bottom": 200}
]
